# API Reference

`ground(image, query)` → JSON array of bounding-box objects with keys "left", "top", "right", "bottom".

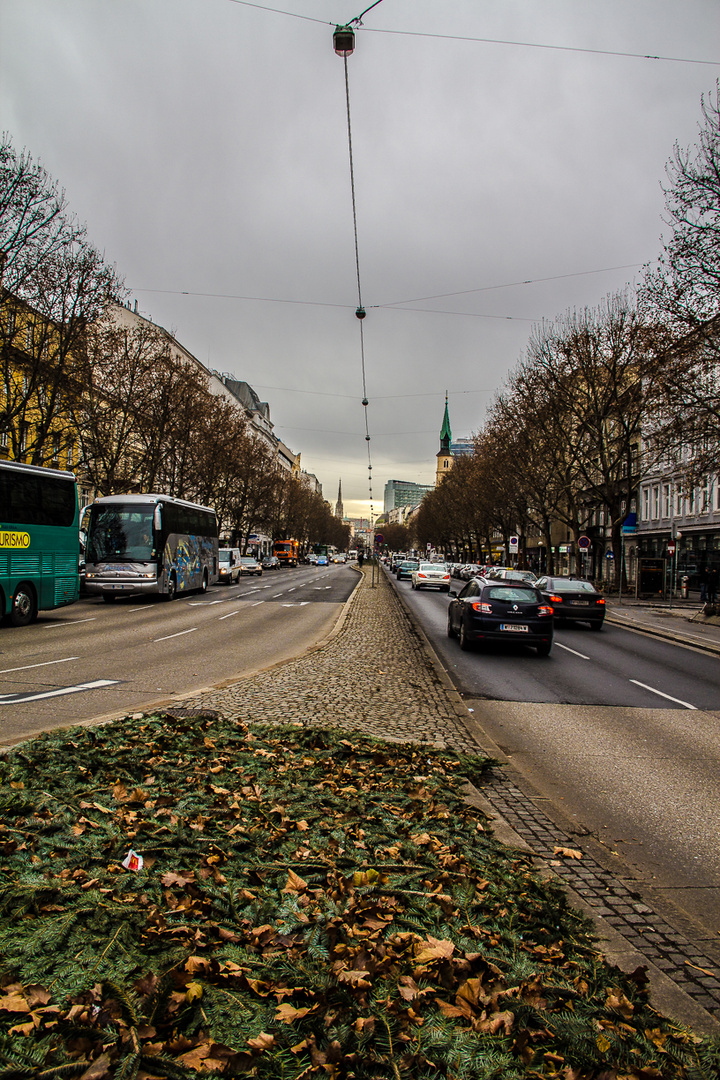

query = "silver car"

[{"left": 411, "top": 562, "right": 451, "bottom": 591}]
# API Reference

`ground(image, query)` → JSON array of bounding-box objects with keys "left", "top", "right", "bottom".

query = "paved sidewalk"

[
  {"left": 605, "top": 596, "right": 720, "bottom": 655},
  {"left": 173, "top": 566, "right": 720, "bottom": 1035}
]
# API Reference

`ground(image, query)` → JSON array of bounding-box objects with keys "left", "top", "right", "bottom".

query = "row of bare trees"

[
  {"left": 415, "top": 84, "right": 720, "bottom": 572},
  {"left": 0, "top": 133, "right": 348, "bottom": 553}
]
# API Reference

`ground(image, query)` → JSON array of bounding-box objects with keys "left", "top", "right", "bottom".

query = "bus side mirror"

[{"left": 153, "top": 505, "right": 162, "bottom": 532}]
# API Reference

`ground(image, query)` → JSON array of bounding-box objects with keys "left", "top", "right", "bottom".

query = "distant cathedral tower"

[
  {"left": 436, "top": 394, "right": 453, "bottom": 483},
  {"left": 335, "top": 479, "right": 344, "bottom": 519}
]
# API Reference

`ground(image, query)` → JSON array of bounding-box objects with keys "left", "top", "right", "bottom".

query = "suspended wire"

[
  {"left": 134, "top": 261, "right": 646, "bottom": 321},
  {"left": 224, "top": 1, "right": 718, "bottom": 67},
  {"left": 339, "top": 37, "right": 375, "bottom": 520},
  {"left": 343, "top": 57, "right": 364, "bottom": 315}
]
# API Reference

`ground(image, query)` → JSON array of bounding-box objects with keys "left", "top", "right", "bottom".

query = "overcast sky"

[{"left": 2, "top": 1, "right": 718, "bottom": 519}]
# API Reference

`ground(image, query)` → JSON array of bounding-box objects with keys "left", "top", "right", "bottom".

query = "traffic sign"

[
  {"left": 605, "top": 550, "right": 615, "bottom": 560},
  {"left": 667, "top": 540, "right": 676, "bottom": 556},
  {"left": 578, "top": 534, "right": 591, "bottom": 551},
  {"left": 509, "top": 535, "right": 519, "bottom": 553},
  {"left": 374, "top": 533, "right": 384, "bottom": 546}
]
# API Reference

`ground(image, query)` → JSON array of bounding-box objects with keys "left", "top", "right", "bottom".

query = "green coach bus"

[{"left": 0, "top": 459, "right": 80, "bottom": 626}]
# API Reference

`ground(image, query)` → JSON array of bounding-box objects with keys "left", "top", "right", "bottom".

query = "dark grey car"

[
  {"left": 447, "top": 577, "right": 554, "bottom": 655},
  {"left": 534, "top": 576, "right": 605, "bottom": 629}
]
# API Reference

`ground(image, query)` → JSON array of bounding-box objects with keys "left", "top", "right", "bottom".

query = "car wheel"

[
  {"left": 536, "top": 641, "right": 552, "bottom": 657},
  {"left": 10, "top": 584, "right": 38, "bottom": 626},
  {"left": 447, "top": 613, "right": 457, "bottom": 638},
  {"left": 459, "top": 621, "right": 472, "bottom": 651},
  {"left": 589, "top": 621, "right": 603, "bottom": 631}
]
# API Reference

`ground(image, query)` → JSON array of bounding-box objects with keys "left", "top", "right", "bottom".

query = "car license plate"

[
  {"left": 500, "top": 623, "right": 529, "bottom": 632},
  {"left": 111, "top": 584, "right": 129, "bottom": 590},
  {"left": 573, "top": 600, "right": 589, "bottom": 606}
]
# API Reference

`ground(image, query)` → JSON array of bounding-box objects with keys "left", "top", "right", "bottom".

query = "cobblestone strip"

[
  {"left": 176, "top": 567, "right": 720, "bottom": 1025},
  {"left": 474, "top": 770, "right": 720, "bottom": 1023},
  {"left": 178, "top": 567, "right": 478, "bottom": 752}
]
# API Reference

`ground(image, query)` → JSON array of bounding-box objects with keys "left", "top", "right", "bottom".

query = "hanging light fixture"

[{"left": 333, "top": 25, "right": 355, "bottom": 57}]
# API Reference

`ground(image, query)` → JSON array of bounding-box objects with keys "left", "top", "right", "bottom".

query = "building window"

[
  {"left": 642, "top": 488, "right": 649, "bottom": 522},
  {"left": 652, "top": 485, "right": 660, "bottom": 519},
  {"left": 662, "top": 484, "right": 670, "bottom": 518}
]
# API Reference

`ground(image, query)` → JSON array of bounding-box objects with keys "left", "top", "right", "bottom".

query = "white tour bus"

[{"left": 83, "top": 493, "right": 218, "bottom": 602}]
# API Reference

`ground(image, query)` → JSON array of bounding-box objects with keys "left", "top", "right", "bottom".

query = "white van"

[{"left": 218, "top": 547, "right": 242, "bottom": 584}]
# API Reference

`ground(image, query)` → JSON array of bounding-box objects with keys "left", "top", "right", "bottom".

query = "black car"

[
  {"left": 534, "top": 576, "right": 605, "bottom": 629},
  {"left": 447, "top": 577, "right": 554, "bottom": 655}
]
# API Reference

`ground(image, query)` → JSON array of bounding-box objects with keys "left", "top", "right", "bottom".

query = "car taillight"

[
  {"left": 549, "top": 594, "right": 563, "bottom": 603},
  {"left": 538, "top": 605, "right": 554, "bottom": 617},
  {"left": 471, "top": 602, "right": 493, "bottom": 613},
  {"left": 418, "top": 573, "right": 427, "bottom": 578},
  {"left": 596, "top": 597, "right": 606, "bottom": 605}
]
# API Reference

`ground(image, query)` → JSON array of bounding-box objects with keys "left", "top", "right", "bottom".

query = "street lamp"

[{"left": 333, "top": 25, "right": 355, "bottom": 56}]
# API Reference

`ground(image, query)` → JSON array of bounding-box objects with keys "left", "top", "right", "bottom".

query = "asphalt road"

[
  {"left": 0, "top": 563, "right": 357, "bottom": 747},
  {"left": 392, "top": 570, "right": 720, "bottom": 939}
]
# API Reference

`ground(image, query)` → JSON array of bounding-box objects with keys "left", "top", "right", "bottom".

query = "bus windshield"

[{"left": 86, "top": 505, "right": 156, "bottom": 562}]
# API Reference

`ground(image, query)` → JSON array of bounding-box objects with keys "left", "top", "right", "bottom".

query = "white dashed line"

[
  {"left": 629, "top": 680, "right": 697, "bottom": 710},
  {"left": 153, "top": 628, "right": 198, "bottom": 642},
  {"left": 555, "top": 642, "right": 590, "bottom": 660},
  {"left": 0, "top": 656, "right": 79, "bottom": 675}
]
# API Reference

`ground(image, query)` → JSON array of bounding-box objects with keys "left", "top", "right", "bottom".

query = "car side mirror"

[{"left": 449, "top": 588, "right": 457, "bottom": 598}]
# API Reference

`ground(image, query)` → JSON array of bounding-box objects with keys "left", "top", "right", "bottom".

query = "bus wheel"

[
  {"left": 163, "top": 574, "right": 177, "bottom": 602},
  {"left": 10, "top": 584, "right": 37, "bottom": 626}
]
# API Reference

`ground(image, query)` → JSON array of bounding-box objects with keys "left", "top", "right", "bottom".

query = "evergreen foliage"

[{"left": 0, "top": 712, "right": 717, "bottom": 1077}]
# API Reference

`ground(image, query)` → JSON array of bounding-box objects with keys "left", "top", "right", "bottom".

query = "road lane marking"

[
  {"left": 252, "top": 601, "right": 265, "bottom": 607},
  {"left": 43, "top": 618, "right": 97, "bottom": 628},
  {"left": 555, "top": 643, "right": 590, "bottom": 660},
  {"left": 153, "top": 628, "right": 198, "bottom": 642},
  {"left": 188, "top": 600, "right": 227, "bottom": 606},
  {"left": 629, "top": 679, "right": 698, "bottom": 710},
  {"left": 281, "top": 602, "right": 309, "bottom": 607},
  {"left": 0, "top": 656, "right": 79, "bottom": 675},
  {"left": 0, "top": 679, "right": 119, "bottom": 705},
  {"left": 219, "top": 610, "right": 240, "bottom": 620}
]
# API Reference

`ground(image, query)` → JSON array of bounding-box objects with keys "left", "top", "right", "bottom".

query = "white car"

[{"left": 411, "top": 562, "right": 451, "bottom": 591}]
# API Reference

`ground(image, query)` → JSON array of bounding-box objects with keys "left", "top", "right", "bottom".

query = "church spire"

[
  {"left": 436, "top": 394, "right": 453, "bottom": 484},
  {"left": 439, "top": 392, "right": 452, "bottom": 452},
  {"left": 335, "top": 478, "right": 344, "bottom": 519}
]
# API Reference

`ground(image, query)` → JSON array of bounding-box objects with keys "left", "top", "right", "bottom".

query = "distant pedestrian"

[
  {"left": 707, "top": 567, "right": 718, "bottom": 604},
  {"left": 700, "top": 566, "right": 709, "bottom": 601},
  {"left": 357, "top": 551, "right": 364, "bottom": 568}
]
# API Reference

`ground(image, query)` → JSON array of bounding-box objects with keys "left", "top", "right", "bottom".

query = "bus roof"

[
  {"left": 0, "top": 459, "right": 76, "bottom": 482},
  {"left": 89, "top": 492, "right": 216, "bottom": 514}
]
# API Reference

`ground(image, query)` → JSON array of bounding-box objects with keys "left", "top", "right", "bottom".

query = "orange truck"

[{"left": 272, "top": 539, "right": 300, "bottom": 567}]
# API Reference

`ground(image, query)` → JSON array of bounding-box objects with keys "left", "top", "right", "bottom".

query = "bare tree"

[
  {"left": 0, "top": 134, "right": 123, "bottom": 463},
  {"left": 523, "top": 295, "right": 652, "bottom": 581},
  {"left": 640, "top": 84, "right": 720, "bottom": 478}
]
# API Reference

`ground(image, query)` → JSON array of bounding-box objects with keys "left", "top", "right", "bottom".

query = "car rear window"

[
  {"left": 549, "top": 580, "right": 597, "bottom": 593},
  {"left": 485, "top": 586, "right": 538, "bottom": 603}
]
